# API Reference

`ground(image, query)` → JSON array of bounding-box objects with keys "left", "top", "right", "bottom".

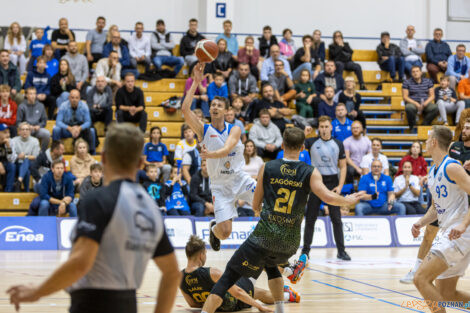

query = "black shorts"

[
  {"left": 70, "top": 289, "right": 136, "bottom": 313},
  {"left": 227, "top": 240, "right": 291, "bottom": 279},
  {"left": 430, "top": 219, "right": 439, "bottom": 227}
]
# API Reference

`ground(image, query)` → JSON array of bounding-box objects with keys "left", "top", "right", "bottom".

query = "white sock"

[
  {"left": 211, "top": 225, "right": 216, "bottom": 232},
  {"left": 283, "top": 292, "right": 290, "bottom": 301},
  {"left": 275, "top": 301, "right": 284, "bottom": 313},
  {"left": 412, "top": 259, "right": 422, "bottom": 273},
  {"left": 283, "top": 267, "right": 293, "bottom": 277}
]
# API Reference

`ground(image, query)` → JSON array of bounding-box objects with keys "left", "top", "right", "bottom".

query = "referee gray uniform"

[
  {"left": 302, "top": 137, "right": 346, "bottom": 256},
  {"left": 68, "top": 179, "right": 174, "bottom": 313}
]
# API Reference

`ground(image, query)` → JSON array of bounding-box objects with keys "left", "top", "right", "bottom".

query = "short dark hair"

[
  {"left": 213, "top": 72, "right": 224, "bottom": 79},
  {"left": 302, "top": 35, "right": 313, "bottom": 43},
  {"left": 457, "top": 44, "right": 466, "bottom": 51},
  {"left": 124, "top": 72, "right": 136, "bottom": 79},
  {"left": 263, "top": 25, "right": 272, "bottom": 32},
  {"left": 282, "top": 28, "right": 292, "bottom": 36},
  {"left": 189, "top": 18, "right": 198, "bottom": 23},
  {"left": 223, "top": 19, "right": 232, "bottom": 25},
  {"left": 90, "top": 163, "right": 103, "bottom": 172},
  {"left": 371, "top": 137, "right": 383, "bottom": 145},
  {"left": 318, "top": 115, "right": 332, "bottom": 124},
  {"left": 434, "top": 28, "right": 443, "bottom": 33},
  {"left": 135, "top": 21, "right": 144, "bottom": 27},
  {"left": 411, "top": 65, "right": 421, "bottom": 71},
  {"left": 381, "top": 31, "right": 390, "bottom": 38},
  {"left": 431, "top": 125, "right": 453, "bottom": 151},
  {"left": 51, "top": 140, "right": 63, "bottom": 152},
  {"left": 156, "top": 19, "right": 165, "bottom": 25},
  {"left": 283, "top": 127, "right": 305, "bottom": 151},
  {"left": 150, "top": 126, "right": 161, "bottom": 135},
  {"left": 259, "top": 108, "right": 270, "bottom": 117},
  {"left": 213, "top": 96, "right": 230, "bottom": 109},
  {"left": 25, "top": 86, "right": 36, "bottom": 94},
  {"left": 185, "top": 235, "right": 206, "bottom": 258},
  {"left": 274, "top": 59, "right": 284, "bottom": 66},
  {"left": 97, "top": 16, "right": 106, "bottom": 22},
  {"left": 238, "top": 62, "right": 249, "bottom": 68},
  {"left": 0, "top": 49, "right": 8, "bottom": 54},
  {"left": 182, "top": 124, "right": 192, "bottom": 133},
  {"left": 51, "top": 159, "right": 64, "bottom": 169},
  {"left": 336, "top": 102, "right": 347, "bottom": 109}
]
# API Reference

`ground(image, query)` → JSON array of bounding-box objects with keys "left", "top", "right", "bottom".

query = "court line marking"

[
  {"left": 312, "top": 279, "right": 425, "bottom": 312},
  {"left": 308, "top": 267, "right": 468, "bottom": 312}
]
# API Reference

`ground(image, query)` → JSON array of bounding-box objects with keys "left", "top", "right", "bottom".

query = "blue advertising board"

[{"left": 0, "top": 217, "right": 58, "bottom": 250}]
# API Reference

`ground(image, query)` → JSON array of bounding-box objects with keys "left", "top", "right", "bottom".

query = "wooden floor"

[{"left": 0, "top": 248, "right": 468, "bottom": 312}]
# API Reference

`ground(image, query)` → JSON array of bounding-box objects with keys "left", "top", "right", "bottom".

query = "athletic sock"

[
  {"left": 412, "top": 259, "right": 422, "bottom": 273},
  {"left": 211, "top": 225, "right": 216, "bottom": 232},
  {"left": 283, "top": 267, "right": 293, "bottom": 277},
  {"left": 283, "top": 292, "right": 290, "bottom": 301},
  {"left": 275, "top": 301, "right": 285, "bottom": 313}
]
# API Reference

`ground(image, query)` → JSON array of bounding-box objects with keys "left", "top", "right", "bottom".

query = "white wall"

[{"left": 0, "top": 0, "right": 469, "bottom": 49}]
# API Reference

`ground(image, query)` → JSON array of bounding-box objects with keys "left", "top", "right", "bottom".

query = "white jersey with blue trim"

[
  {"left": 428, "top": 155, "right": 468, "bottom": 231},
  {"left": 202, "top": 122, "right": 245, "bottom": 182}
]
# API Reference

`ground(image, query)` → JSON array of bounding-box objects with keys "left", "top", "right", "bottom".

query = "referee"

[
  {"left": 303, "top": 115, "right": 350, "bottom": 261},
  {"left": 8, "top": 123, "right": 182, "bottom": 313}
]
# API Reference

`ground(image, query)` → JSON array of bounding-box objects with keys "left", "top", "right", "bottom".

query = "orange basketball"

[{"left": 195, "top": 39, "right": 219, "bottom": 63}]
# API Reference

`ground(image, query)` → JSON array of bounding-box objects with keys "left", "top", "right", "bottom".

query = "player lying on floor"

[{"left": 180, "top": 235, "right": 300, "bottom": 312}]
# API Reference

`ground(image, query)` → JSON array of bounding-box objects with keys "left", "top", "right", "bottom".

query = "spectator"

[
  {"left": 332, "top": 103, "right": 353, "bottom": 141},
  {"left": 258, "top": 25, "right": 278, "bottom": 59},
  {"left": 314, "top": 60, "right": 344, "bottom": 101},
  {"left": 79, "top": 162, "right": 103, "bottom": 199},
  {"left": 225, "top": 106, "right": 246, "bottom": 143},
  {"left": 208, "top": 38, "right": 234, "bottom": 80},
  {"left": 161, "top": 166, "right": 191, "bottom": 216},
  {"left": 249, "top": 109, "right": 282, "bottom": 159},
  {"left": 242, "top": 139, "right": 264, "bottom": 179},
  {"left": 344, "top": 121, "right": 371, "bottom": 180},
  {"left": 129, "top": 22, "right": 151, "bottom": 70},
  {"left": 70, "top": 138, "right": 95, "bottom": 186},
  {"left": 215, "top": 20, "right": 238, "bottom": 56},
  {"left": 338, "top": 76, "right": 366, "bottom": 128},
  {"left": 51, "top": 18, "right": 75, "bottom": 59},
  {"left": 38, "top": 159, "right": 76, "bottom": 217},
  {"left": 102, "top": 30, "right": 137, "bottom": 78},
  {"left": 279, "top": 28, "right": 295, "bottom": 61},
  {"left": 11, "top": 122, "right": 40, "bottom": 191},
  {"left": 237, "top": 36, "right": 260, "bottom": 79},
  {"left": 260, "top": 44, "right": 292, "bottom": 82},
  {"left": 115, "top": 73, "right": 147, "bottom": 132},
  {"left": 86, "top": 76, "right": 113, "bottom": 127},
  {"left": 23, "top": 56, "right": 55, "bottom": 115},
  {"left": 457, "top": 68, "right": 470, "bottom": 109},
  {"left": 4, "top": 22, "right": 27, "bottom": 74},
  {"left": 104, "top": 25, "right": 128, "bottom": 46},
  {"left": 329, "top": 31, "right": 365, "bottom": 90},
  {"left": 402, "top": 65, "right": 437, "bottom": 130},
  {"left": 293, "top": 35, "right": 321, "bottom": 81},
  {"left": 141, "top": 163, "right": 164, "bottom": 209},
  {"left": 179, "top": 18, "right": 205, "bottom": 67},
  {"left": 425, "top": 28, "right": 452, "bottom": 83},
  {"left": 53, "top": 89, "right": 96, "bottom": 154},
  {"left": 189, "top": 159, "right": 213, "bottom": 217},
  {"left": 17, "top": 87, "right": 50, "bottom": 151},
  {"left": 0, "top": 84, "right": 17, "bottom": 136},
  {"left": 27, "top": 27, "right": 51, "bottom": 72},
  {"left": 248, "top": 83, "right": 293, "bottom": 133},
  {"left": 207, "top": 72, "right": 228, "bottom": 102},
  {"left": 355, "top": 160, "right": 406, "bottom": 216},
  {"left": 181, "top": 144, "right": 200, "bottom": 184},
  {"left": 0, "top": 49, "right": 22, "bottom": 105},
  {"left": 360, "top": 138, "right": 389, "bottom": 176},
  {"left": 0, "top": 123, "right": 15, "bottom": 191},
  {"left": 435, "top": 76, "right": 460, "bottom": 126},
  {"left": 446, "top": 44, "right": 470, "bottom": 89},
  {"left": 85, "top": 16, "right": 107, "bottom": 69},
  {"left": 30, "top": 140, "right": 65, "bottom": 184},
  {"left": 151, "top": 19, "right": 184, "bottom": 77},
  {"left": 399, "top": 25, "right": 425, "bottom": 76},
  {"left": 396, "top": 141, "right": 428, "bottom": 191},
  {"left": 393, "top": 161, "right": 426, "bottom": 215},
  {"left": 376, "top": 32, "right": 405, "bottom": 82},
  {"left": 294, "top": 69, "right": 317, "bottom": 118},
  {"left": 144, "top": 126, "right": 171, "bottom": 182},
  {"left": 318, "top": 86, "right": 337, "bottom": 119},
  {"left": 276, "top": 148, "right": 311, "bottom": 165},
  {"left": 50, "top": 59, "right": 76, "bottom": 113},
  {"left": 269, "top": 59, "right": 296, "bottom": 103},
  {"left": 228, "top": 62, "right": 258, "bottom": 105},
  {"left": 62, "top": 41, "right": 89, "bottom": 96},
  {"left": 38, "top": 44, "right": 59, "bottom": 77},
  {"left": 312, "top": 29, "right": 326, "bottom": 66},
  {"left": 175, "top": 124, "right": 197, "bottom": 170},
  {"left": 90, "top": 51, "right": 122, "bottom": 89},
  {"left": 184, "top": 66, "right": 209, "bottom": 117}
]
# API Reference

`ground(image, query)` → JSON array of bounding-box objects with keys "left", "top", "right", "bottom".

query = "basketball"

[{"left": 195, "top": 39, "right": 219, "bottom": 63}]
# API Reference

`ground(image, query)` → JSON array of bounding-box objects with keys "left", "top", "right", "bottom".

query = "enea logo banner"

[{"left": 0, "top": 217, "right": 57, "bottom": 250}]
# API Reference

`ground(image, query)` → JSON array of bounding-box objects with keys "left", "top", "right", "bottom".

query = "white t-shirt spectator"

[
  {"left": 360, "top": 153, "right": 389, "bottom": 173},
  {"left": 243, "top": 156, "right": 264, "bottom": 177},
  {"left": 393, "top": 174, "right": 420, "bottom": 202}
]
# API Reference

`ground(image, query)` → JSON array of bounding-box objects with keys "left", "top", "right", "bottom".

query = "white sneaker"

[{"left": 399, "top": 270, "right": 415, "bottom": 284}]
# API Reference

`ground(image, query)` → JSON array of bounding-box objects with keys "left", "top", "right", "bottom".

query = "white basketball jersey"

[
  {"left": 428, "top": 155, "right": 468, "bottom": 230},
  {"left": 202, "top": 122, "right": 245, "bottom": 182}
]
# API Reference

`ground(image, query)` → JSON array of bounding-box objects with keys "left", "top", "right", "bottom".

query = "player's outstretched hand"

[
  {"left": 193, "top": 63, "right": 206, "bottom": 83},
  {"left": 257, "top": 304, "right": 274, "bottom": 312},
  {"left": 7, "top": 284, "right": 40, "bottom": 311},
  {"left": 411, "top": 222, "right": 422, "bottom": 238},
  {"left": 449, "top": 223, "right": 466, "bottom": 240}
]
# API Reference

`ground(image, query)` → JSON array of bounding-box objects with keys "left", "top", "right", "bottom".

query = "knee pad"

[{"left": 265, "top": 266, "right": 282, "bottom": 280}]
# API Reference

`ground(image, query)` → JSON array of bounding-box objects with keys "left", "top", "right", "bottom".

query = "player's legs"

[
  {"left": 254, "top": 287, "right": 274, "bottom": 304},
  {"left": 265, "top": 266, "right": 286, "bottom": 313},
  {"left": 302, "top": 192, "right": 320, "bottom": 256},
  {"left": 212, "top": 219, "right": 232, "bottom": 240},
  {"left": 203, "top": 267, "right": 242, "bottom": 313},
  {"left": 436, "top": 277, "right": 470, "bottom": 304}
]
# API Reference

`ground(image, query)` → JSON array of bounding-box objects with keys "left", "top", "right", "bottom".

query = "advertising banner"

[{"left": 0, "top": 217, "right": 58, "bottom": 250}]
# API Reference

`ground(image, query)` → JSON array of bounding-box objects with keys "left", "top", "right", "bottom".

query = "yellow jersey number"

[
  {"left": 273, "top": 188, "right": 296, "bottom": 214},
  {"left": 192, "top": 291, "right": 210, "bottom": 303}
]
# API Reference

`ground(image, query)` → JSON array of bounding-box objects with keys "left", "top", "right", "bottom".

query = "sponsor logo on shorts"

[{"left": 242, "top": 260, "right": 260, "bottom": 271}]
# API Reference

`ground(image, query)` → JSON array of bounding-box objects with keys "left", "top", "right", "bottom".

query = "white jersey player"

[
  {"left": 412, "top": 126, "right": 470, "bottom": 313},
  {"left": 182, "top": 63, "right": 256, "bottom": 251}
]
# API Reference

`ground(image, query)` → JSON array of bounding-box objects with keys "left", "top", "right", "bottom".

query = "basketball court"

[{"left": 1, "top": 247, "right": 468, "bottom": 312}]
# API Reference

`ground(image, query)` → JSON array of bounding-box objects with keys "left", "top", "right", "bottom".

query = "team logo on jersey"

[
  {"left": 224, "top": 161, "right": 231, "bottom": 169},
  {"left": 280, "top": 164, "right": 297, "bottom": 176},
  {"left": 438, "top": 173, "right": 443, "bottom": 182},
  {"left": 134, "top": 211, "right": 155, "bottom": 234},
  {"left": 185, "top": 275, "right": 198, "bottom": 286}
]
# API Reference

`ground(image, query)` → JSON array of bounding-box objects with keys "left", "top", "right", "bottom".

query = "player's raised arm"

[
  {"left": 309, "top": 168, "right": 361, "bottom": 207},
  {"left": 252, "top": 164, "right": 265, "bottom": 216},
  {"left": 182, "top": 63, "right": 205, "bottom": 141},
  {"left": 201, "top": 126, "right": 242, "bottom": 159}
]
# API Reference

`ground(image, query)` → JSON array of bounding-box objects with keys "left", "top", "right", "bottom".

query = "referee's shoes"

[{"left": 337, "top": 251, "right": 351, "bottom": 261}]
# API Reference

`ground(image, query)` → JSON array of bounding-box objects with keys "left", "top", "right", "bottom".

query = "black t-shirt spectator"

[
  {"left": 51, "top": 29, "right": 76, "bottom": 47},
  {"left": 189, "top": 170, "right": 212, "bottom": 204},
  {"left": 115, "top": 86, "right": 145, "bottom": 111},
  {"left": 338, "top": 91, "right": 362, "bottom": 113},
  {"left": 293, "top": 47, "right": 319, "bottom": 70}
]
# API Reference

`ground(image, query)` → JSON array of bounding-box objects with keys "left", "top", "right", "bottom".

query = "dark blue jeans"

[
  {"left": 38, "top": 199, "right": 77, "bottom": 217},
  {"left": 15, "top": 158, "right": 31, "bottom": 191},
  {"left": 355, "top": 201, "right": 406, "bottom": 216},
  {"left": 191, "top": 202, "right": 206, "bottom": 217},
  {"left": 404, "top": 59, "right": 423, "bottom": 76},
  {"left": 153, "top": 56, "right": 184, "bottom": 75},
  {"left": 166, "top": 208, "right": 191, "bottom": 216},
  {"left": 52, "top": 127, "right": 96, "bottom": 155},
  {"left": 379, "top": 56, "right": 405, "bottom": 80},
  {"left": 2, "top": 161, "right": 15, "bottom": 192}
]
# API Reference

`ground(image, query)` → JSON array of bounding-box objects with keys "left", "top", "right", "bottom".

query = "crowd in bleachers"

[{"left": 1, "top": 16, "right": 470, "bottom": 218}]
